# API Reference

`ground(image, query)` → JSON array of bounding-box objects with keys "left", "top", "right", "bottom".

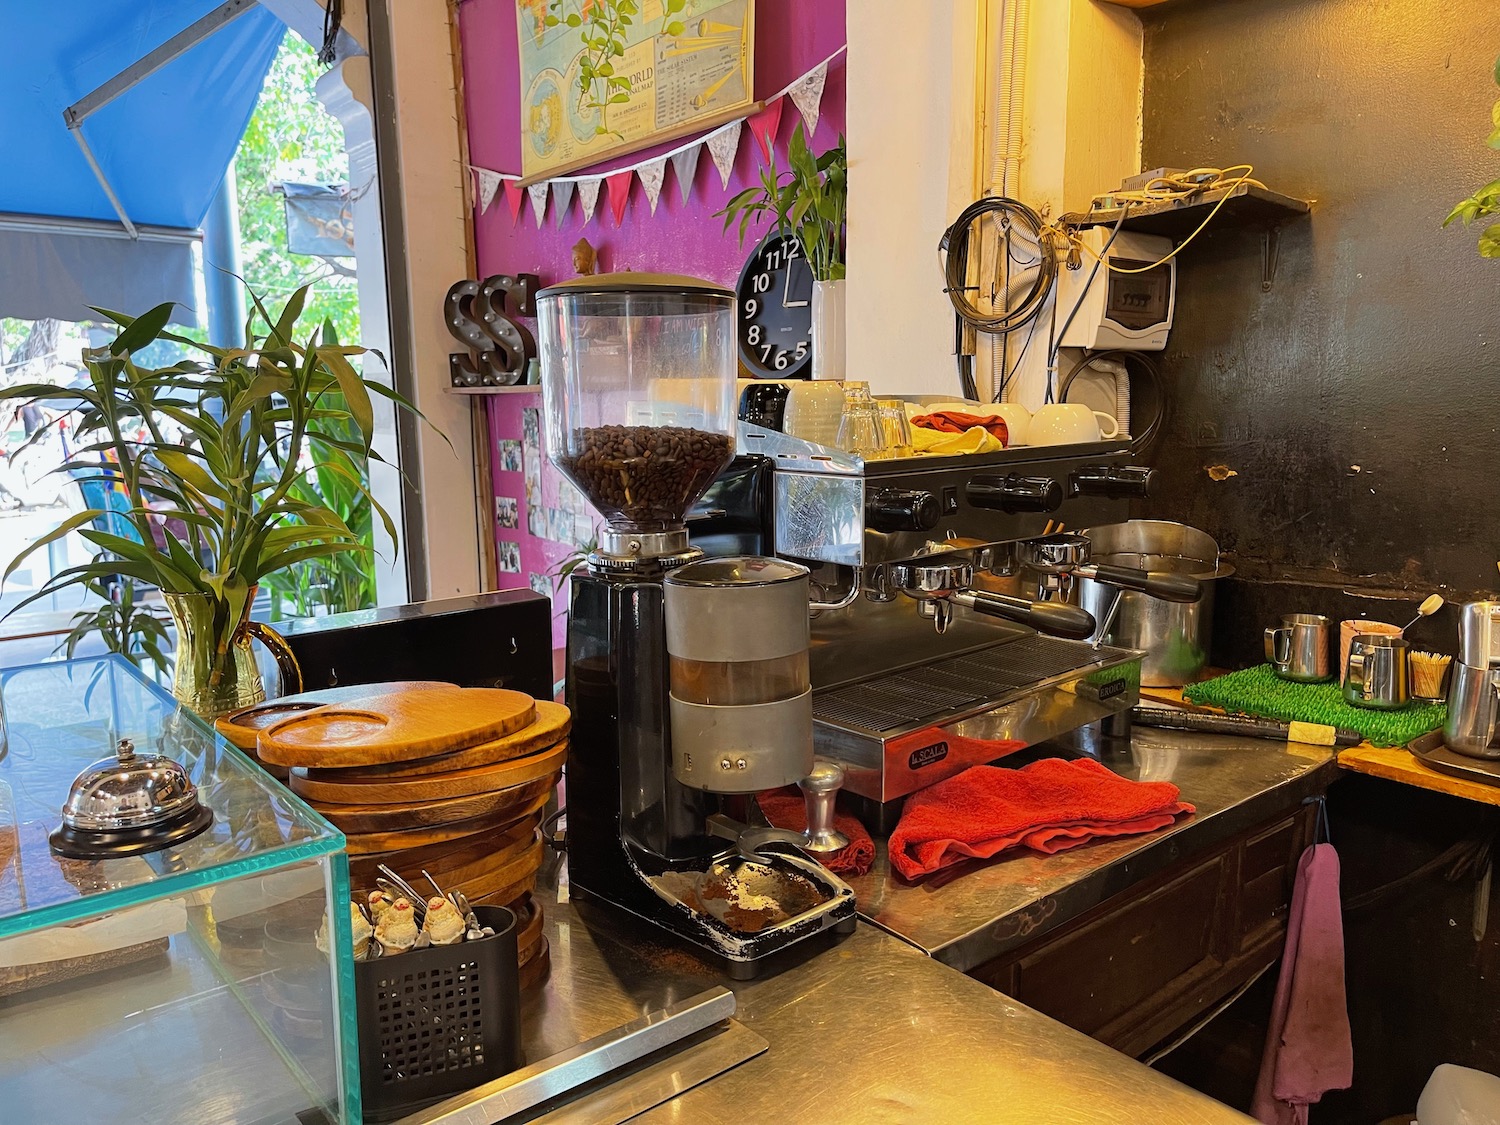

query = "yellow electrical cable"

[{"left": 1072, "top": 165, "right": 1263, "bottom": 274}]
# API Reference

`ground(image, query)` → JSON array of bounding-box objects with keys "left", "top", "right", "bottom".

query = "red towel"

[
  {"left": 888, "top": 757, "right": 1194, "bottom": 881},
  {"left": 1251, "top": 843, "right": 1353, "bottom": 1125},
  {"left": 758, "top": 788, "right": 876, "bottom": 876},
  {"left": 910, "top": 410, "right": 1010, "bottom": 445}
]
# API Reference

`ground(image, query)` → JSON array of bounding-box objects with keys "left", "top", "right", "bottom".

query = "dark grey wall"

[{"left": 1139, "top": 0, "right": 1500, "bottom": 597}]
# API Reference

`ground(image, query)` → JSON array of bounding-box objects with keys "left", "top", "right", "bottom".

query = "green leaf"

[
  {"left": 665, "top": 20, "right": 684, "bottom": 35},
  {"left": 317, "top": 348, "right": 376, "bottom": 443},
  {"left": 565, "top": 12, "right": 581, "bottom": 26},
  {"left": 110, "top": 302, "right": 176, "bottom": 356},
  {"left": 1479, "top": 223, "right": 1500, "bottom": 258},
  {"left": 157, "top": 450, "right": 228, "bottom": 501}
]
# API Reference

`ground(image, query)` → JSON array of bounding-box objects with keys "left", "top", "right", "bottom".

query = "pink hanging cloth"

[{"left": 1251, "top": 839, "right": 1354, "bottom": 1125}]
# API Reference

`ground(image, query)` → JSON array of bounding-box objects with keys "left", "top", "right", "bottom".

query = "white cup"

[{"left": 1028, "top": 402, "right": 1119, "bottom": 445}]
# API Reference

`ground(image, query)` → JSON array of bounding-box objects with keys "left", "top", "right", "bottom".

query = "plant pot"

[
  {"left": 163, "top": 591, "right": 303, "bottom": 721},
  {"left": 811, "top": 279, "right": 846, "bottom": 382}
]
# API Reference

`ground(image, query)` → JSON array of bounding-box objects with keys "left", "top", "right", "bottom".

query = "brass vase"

[{"left": 163, "top": 591, "right": 302, "bottom": 721}]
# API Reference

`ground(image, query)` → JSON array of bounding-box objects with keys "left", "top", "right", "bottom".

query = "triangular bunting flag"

[
  {"left": 747, "top": 97, "right": 784, "bottom": 163},
  {"left": 671, "top": 145, "right": 700, "bottom": 205},
  {"left": 551, "top": 179, "right": 575, "bottom": 227},
  {"left": 578, "top": 178, "right": 602, "bottom": 225},
  {"left": 638, "top": 157, "right": 667, "bottom": 215},
  {"left": 787, "top": 61, "right": 828, "bottom": 137},
  {"left": 528, "top": 182, "right": 548, "bottom": 227},
  {"left": 475, "top": 168, "right": 503, "bottom": 215},
  {"left": 605, "top": 170, "right": 633, "bottom": 224},
  {"left": 503, "top": 180, "right": 524, "bottom": 223},
  {"left": 707, "top": 120, "right": 742, "bottom": 188}
]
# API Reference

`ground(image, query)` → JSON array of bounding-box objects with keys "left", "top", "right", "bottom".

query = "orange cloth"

[
  {"left": 910, "top": 410, "right": 1010, "bottom": 445},
  {"left": 758, "top": 787, "right": 876, "bottom": 876},
  {"left": 888, "top": 757, "right": 1194, "bottom": 880}
]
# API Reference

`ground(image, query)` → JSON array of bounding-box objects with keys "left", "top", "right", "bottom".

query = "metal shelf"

[
  {"left": 447, "top": 383, "right": 540, "bottom": 396},
  {"left": 1063, "top": 183, "right": 1311, "bottom": 239}
]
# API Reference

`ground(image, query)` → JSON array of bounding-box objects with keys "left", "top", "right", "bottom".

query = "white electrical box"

[{"left": 1056, "top": 227, "right": 1175, "bottom": 351}]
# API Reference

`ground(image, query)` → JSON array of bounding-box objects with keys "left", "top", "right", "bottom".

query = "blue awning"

[{"left": 0, "top": 0, "right": 286, "bottom": 324}]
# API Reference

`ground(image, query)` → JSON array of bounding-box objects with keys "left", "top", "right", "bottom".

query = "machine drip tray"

[{"left": 813, "top": 634, "right": 1135, "bottom": 736}]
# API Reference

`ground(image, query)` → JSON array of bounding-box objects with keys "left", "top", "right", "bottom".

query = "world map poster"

[{"left": 515, "top": 0, "right": 754, "bottom": 182}]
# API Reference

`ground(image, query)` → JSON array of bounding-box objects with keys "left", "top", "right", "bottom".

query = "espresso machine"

[
  {"left": 693, "top": 424, "right": 1203, "bottom": 831},
  {"left": 536, "top": 274, "right": 856, "bottom": 977}
]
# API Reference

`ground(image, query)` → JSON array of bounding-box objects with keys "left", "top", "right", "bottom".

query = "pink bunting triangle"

[
  {"left": 747, "top": 98, "right": 784, "bottom": 163},
  {"left": 605, "top": 170, "right": 633, "bottom": 225},
  {"left": 503, "top": 180, "right": 524, "bottom": 223}
]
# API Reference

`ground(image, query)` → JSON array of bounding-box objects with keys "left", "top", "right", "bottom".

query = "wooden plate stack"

[{"left": 217, "top": 682, "right": 566, "bottom": 985}]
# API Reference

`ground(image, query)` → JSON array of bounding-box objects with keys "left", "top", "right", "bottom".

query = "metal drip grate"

[{"left": 813, "top": 635, "right": 1128, "bottom": 734}]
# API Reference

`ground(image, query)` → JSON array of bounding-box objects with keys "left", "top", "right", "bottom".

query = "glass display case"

[{"left": 0, "top": 657, "right": 358, "bottom": 1125}]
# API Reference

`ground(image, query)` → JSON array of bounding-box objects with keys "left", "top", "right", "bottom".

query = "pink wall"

[{"left": 457, "top": 0, "right": 847, "bottom": 643}]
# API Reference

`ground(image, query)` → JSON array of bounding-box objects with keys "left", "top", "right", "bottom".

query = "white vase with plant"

[{"left": 719, "top": 123, "right": 848, "bottom": 380}]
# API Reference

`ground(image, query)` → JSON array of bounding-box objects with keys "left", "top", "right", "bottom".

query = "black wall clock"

[{"left": 735, "top": 231, "right": 814, "bottom": 379}]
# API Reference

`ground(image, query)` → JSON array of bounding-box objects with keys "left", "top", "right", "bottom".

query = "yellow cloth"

[{"left": 910, "top": 424, "right": 1003, "bottom": 455}]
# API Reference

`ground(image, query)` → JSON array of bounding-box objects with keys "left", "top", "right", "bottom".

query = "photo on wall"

[
  {"left": 499, "top": 439, "right": 523, "bottom": 472},
  {"left": 495, "top": 495, "right": 520, "bottom": 529},
  {"left": 528, "top": 572, "right": 552, "bottom": 599},
  {"left": 498, "top": 540, "right": 522, "bottom": 573}
]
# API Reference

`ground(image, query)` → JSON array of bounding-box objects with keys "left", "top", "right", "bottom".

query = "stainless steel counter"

[
  {"left": 478, "top": 725, "right": 1340, "bottom": 1124},
  {"left": 846, "top": 726, "right": 1340, "bottom": 971},
  {"left": 521, "top": 851, "right": 1254, "bottom": 1124}
]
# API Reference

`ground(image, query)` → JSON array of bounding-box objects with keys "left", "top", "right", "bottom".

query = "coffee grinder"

[{"left": 535, "top": 274, "right": 856, "bottom": 977}]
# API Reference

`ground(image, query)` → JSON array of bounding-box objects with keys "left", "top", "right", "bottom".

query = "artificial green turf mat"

[{"left": 1183, "top": 664, "right": 1445, "bottom": 747}]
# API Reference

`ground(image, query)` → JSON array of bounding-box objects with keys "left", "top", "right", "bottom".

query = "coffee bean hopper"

[{"left": 536, "top": 274, "right": 856, "bottom": 978}]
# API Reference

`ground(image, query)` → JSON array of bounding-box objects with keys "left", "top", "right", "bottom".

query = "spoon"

[{"left": 1400, "top": 593, "right": 1445, "bottom": 634}]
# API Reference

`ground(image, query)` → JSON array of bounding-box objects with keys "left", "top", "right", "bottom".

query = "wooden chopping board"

[
  {"left": 341, "top": 791, "right": 551, "bottom": 855},
  {"left": 258, "top": 687, "right": 537, "bottom": 767},
  {"left": 519, "top": 938, "right": 550, "bottom": 991},
  {"left": 215, "top": 681, "right": 457, "bottom": 751},
  {"left": 290, "top": 742, "right": 565, "bottom": 804},
  {"left": 349, "top": 811, "right": 541, "bottom": 885},
  {"left": 421, "top": 837, "right": 541, "bottom": 904},
  {"left": 310, "top": 773, "right": 557, "bottom": 834},
  {"left": 351, "top": 820, "right": 540, "bottom": 893},
  {"left": 301, "top": 701, "right": 572, "bottom": 779}
]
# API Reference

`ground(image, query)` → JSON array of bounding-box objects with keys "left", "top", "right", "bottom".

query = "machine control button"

[
  {"left": 1071, "top": 464, "right": 1155, "bottom": 498},
  {"left": 965, "top": 474, "right": 1064, "bottom": 513},
  {"left": 865, "top": 488, "right": 942, "bottom": 533}
]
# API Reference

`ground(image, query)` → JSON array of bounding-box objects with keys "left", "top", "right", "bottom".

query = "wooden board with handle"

[
  {"left": 258, "top": 687, "right": 537, "bottom": 767},
  {"left": 215, "top": 681, "right": 457, "bottom": 751},
  {"left": 311, "top": 773, "right": 558, "bottom": 834},
  {"left": 301, "top": 701, "right": 572, "bottom": 779},
  {"left": 341, "top": 791, "right": 550, "bottom": 855},
  {"left": 290, "top": 742, "right": 565, "bottom": 804},
  {"left": 349, "top": 811, "right": 541, "bottom": 885},
  {"left": 353, "top": 820, "right": 541, "bottom": 893},
  {"left": 445, "top": 839, "right": 543, "bottom": 904}
]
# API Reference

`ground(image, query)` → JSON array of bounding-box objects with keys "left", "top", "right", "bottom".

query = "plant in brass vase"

[
  {"left": 719, "top": 124, "right": 848, "bottom": 378},
  {"left": 2, "top": 287, "right": 413, "bottom": 719},
  {"left": 1445, "top": 54, "right": 1500, "bottom": 255}
]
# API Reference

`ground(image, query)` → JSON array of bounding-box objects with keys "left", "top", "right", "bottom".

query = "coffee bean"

[{"left": 560, "top": 425, "right": 733, "bottom": 530}]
